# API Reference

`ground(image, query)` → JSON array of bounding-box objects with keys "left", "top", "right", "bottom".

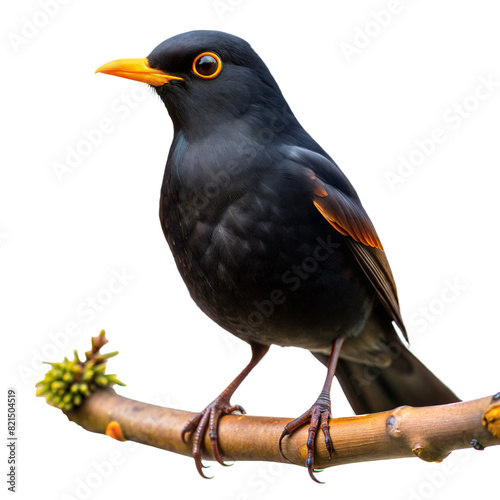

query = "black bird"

[{"left": 96, "top": 30, "right": 459, "bottom": 481}]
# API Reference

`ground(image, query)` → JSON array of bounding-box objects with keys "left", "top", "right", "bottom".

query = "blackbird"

[{"left": 96, "top": 30, "right": 459, "bottom": 481}]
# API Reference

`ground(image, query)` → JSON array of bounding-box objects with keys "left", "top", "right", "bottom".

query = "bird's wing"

[
  {"left": 285, "top": 146, "right": 407, "bottom": 341},
  {"left": 346, "top": 241, "right": 407, "bottom": 341},
  {"left": 304, "top": 167, "right": 383, "bottom": 250}
]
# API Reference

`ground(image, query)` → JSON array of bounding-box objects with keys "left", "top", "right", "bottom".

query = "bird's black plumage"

[
  {"left": 153, "top": 32, "right": 378, "bottom": 350},
  {"left": 96, "top": 30, "right": 459, "bottom": 481}
]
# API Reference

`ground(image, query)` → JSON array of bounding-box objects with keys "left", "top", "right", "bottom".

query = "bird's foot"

[
  {"left": 279, "top": 391, "right": 333, "bottom": 483},
  {"left": 181, "top": 397, "right": 246, "bottom": 478}
]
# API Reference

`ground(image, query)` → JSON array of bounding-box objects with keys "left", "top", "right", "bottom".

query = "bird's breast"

[{"left": 160, "top": 135, "right": 373, "bottom": 350}]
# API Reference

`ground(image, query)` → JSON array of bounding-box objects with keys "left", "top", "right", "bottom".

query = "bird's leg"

[
  {"left": 279, "top": 338, "right": 344, "bottom": 483},
  {"left": 181, "top": 342, "right": 269, "bottom": 478}
]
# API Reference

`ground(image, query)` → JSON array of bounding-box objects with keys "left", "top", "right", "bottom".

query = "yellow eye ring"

[{"left": 192, "top": 52, "right": 222, "bottom": 79}]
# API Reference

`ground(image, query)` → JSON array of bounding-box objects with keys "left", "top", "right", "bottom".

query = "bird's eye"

[{"left": 192, "top": 52, "right": 222, "bottom": 79}]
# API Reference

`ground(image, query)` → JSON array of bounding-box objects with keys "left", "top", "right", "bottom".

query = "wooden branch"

[{"left": 65, "top": 389, "right": 500, "bottom": 469}]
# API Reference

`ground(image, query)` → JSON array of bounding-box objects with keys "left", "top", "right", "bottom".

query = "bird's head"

[{"left": 96, "top": 30, "right": 294, "bottom": 138}]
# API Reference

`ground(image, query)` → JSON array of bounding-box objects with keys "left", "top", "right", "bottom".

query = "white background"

[{"left": 2, "top": 0, "right": 500, "bottom": 498}]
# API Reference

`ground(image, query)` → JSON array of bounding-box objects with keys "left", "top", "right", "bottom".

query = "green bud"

[
  {"left": 36, "top": 385, "right": 48, "bottom": 397},
  {"left": 73, "top": 350, "right": 81, "bottom": 364},
  {"left": 71, "top": 364, "right": 83, "bottom": 374},
  {"left": 79, "top": 384, "right": 91, "bottom": 397},
  {"left": 51, "top": 369, "right": 63, "bottom": 379},
  {"left": 106, "top": 375, "right": 126, "bottom": 386},
  {"left": 51, "top": 381, "right": 66, "bottom": 392},
  {"left": 94, "top": 364, "right": 107, "bottom": 374},
  {"left": 36, "top": 330, "right": 124, "bottom": 410},
  {"left": 95, "top": 375, "right": 109, "bottom": 386}
]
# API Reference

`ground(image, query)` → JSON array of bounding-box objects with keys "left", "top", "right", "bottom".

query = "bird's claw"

[
  {"left": 278, "top": 399, "right": 333, "bottom": 483},
  {"left": 182, "top": 398, "right": 246, "bottom": 478}
]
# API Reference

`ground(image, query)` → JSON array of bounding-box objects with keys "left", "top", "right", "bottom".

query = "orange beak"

[{"left": 95, "top": 57, "right": 184, "bottom": 86}]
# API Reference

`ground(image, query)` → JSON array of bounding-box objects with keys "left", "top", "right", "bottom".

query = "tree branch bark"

[{"left": 64, "top": 389, "right": 500, "bottom": 469}]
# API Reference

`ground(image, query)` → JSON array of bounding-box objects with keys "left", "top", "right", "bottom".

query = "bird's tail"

[{"left": 315, "top": 344, "right": 460, "bottom": 415}]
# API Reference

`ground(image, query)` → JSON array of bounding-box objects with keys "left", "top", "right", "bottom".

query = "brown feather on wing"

[
  {"left": 305, "top": 169, "right": 383, "bottom": 250},
  {"left": 305, "top": 168, "right": 407, "bottom": 341}
]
